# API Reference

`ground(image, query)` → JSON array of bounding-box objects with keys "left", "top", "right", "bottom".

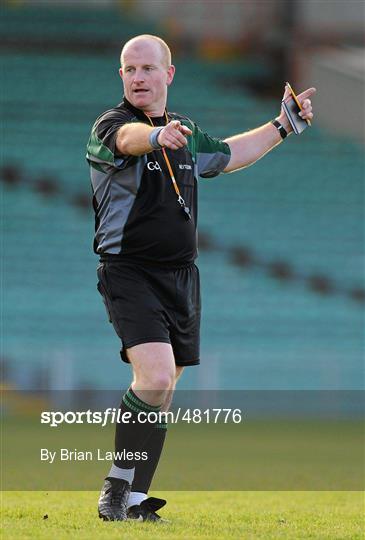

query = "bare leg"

[
  {"left": 161, "top": 365, "right": 184, "bottom": 411},
  {"left": 128, "top": 342, "right": 176, "bottom": 406}
]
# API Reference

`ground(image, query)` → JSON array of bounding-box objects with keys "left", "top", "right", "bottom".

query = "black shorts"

[{"left": 96, "top": 261, "right": 201, "bottom": 366}]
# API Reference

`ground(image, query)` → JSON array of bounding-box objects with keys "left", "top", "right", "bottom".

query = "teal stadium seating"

[{"left": 2, "top": 6, "right": 364, "bottom": 390}]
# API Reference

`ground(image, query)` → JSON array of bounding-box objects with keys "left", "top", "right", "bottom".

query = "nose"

[{"left": 133, "top": 68, "right": 145, "bottom": 84}]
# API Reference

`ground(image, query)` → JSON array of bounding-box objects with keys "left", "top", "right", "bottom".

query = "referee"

[{"left": 86, "top": 34, "right": 315, "bottom": 522}]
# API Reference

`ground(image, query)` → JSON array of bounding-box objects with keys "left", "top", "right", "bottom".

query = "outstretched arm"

[
  {"left": 223, "top": 85, "right": 316, "bottom": 173},
  {"left": 116, "top": 120, "right": 192, "bottom": 156}
]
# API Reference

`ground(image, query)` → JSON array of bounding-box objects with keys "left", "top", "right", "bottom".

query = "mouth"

[{"left": 133, "top": 89, "right": 149, "bottom": 94}]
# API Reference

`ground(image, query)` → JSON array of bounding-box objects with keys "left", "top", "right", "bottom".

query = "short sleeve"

[
  {"left": 193, "top": 123, "right": 231, "bottom": 178},
  {"left": 86, "top": 108, "right": 135, "bottom": 170}
]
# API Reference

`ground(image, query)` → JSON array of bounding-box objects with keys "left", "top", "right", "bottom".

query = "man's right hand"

[{"left": 157, "top": 121, "right": 192, "bottom": 150}]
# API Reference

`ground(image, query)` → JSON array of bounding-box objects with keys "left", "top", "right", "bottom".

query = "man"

[{"left": 86, "top": 34, "right": 315, "bottom": 522}]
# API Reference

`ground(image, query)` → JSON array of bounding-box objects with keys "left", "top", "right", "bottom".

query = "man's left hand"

[{"left": 278, "top": 84, "right": 316, "bottom": 131}]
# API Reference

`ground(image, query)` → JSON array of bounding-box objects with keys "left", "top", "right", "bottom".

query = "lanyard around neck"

[{"left": 145, "top": 112, "right": 191, "bottom": 221}]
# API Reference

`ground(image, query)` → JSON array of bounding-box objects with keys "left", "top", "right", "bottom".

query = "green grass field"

[
  {"left": 1, "top": 491, "right": 364, "bottom": 539},
  {"left": 2, "top": 409, "right": 364, "bottom": 537}
]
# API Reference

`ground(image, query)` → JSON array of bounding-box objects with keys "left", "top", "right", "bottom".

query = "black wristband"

[{"left": 271, "top": 119, "right": 287, "bottom": 140}]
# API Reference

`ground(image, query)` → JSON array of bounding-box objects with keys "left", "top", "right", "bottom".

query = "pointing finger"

[
  {"left": 297, "top": 87, "right": 317, "bottom": 101},
  {"left": 180, "top": 125, "right": 193, "bottom": 136}
]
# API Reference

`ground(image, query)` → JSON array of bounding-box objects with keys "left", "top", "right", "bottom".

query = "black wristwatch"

[{"left": 271, "top": 119, "right": 288, "bottom": 140}]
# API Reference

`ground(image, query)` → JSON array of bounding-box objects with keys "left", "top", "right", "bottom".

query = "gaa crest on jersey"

[{"left": 147, "top": 161, "right": 162, "bottom": 171}]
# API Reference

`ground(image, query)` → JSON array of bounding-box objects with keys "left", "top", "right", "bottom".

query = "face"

[{"left": 120, "top": 40, "right": 175, "bottom": 116}]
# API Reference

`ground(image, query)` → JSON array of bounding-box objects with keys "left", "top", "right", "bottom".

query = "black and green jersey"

[{"left": 86, "top": 97, "right": 231, "bottom": 266}]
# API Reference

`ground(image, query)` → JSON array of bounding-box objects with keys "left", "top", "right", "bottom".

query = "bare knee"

[
  {"left": 135, "top": 370, "right": 174, "bottom": 406},
  {"left": 139, "top": 370, "right": 175, "bottom": 391},
  {"left": 127, "top": 342, "right": 176, "bottom": 404}
]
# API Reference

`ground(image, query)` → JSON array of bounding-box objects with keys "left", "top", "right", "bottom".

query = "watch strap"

[{"left": 271, "top": 119, "right": 287, "bottom": 140}]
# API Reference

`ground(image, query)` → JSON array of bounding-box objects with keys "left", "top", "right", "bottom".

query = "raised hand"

[{"left": 281, "top": 84, "right": 316, "bottom": 122}]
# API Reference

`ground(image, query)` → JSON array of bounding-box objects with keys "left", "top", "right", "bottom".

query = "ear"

[
  {"left": 166, "top": 64, "right": 175, "bottom": 87},
  {"left": 118, "top": 67, "right": 123, "bottom": 80}
]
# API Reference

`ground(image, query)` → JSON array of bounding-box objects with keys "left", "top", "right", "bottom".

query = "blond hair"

[{"left": 120, "top": 34, "right": 171, "bottom": 68}]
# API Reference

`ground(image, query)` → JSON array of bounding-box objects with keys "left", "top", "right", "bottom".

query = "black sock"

[
  {"left": 131, "top": 421, "right": 167, "bottom": 494},
  {"left": 114, "top": 388, "right": 162, "bottom": 469}
]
